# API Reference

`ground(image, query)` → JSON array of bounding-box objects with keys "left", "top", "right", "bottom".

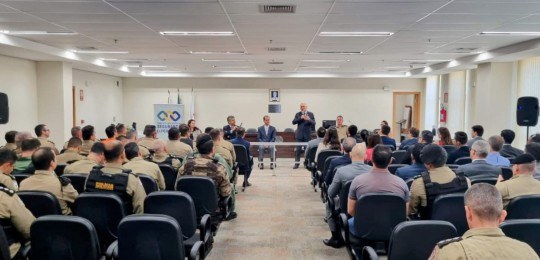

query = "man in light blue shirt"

[{"left": 486, "top": 135, "right": 510, "bottom": 167}]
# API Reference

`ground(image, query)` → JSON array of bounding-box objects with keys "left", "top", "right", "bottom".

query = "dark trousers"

[{"left": 294, "top": 136, "right": 309, "bottom": 165}]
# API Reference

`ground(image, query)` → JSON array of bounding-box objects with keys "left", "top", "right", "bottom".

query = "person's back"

[
  {"left": 380, "top": 125, "right": 396, "bottom": 149},
  {"left": 166, "top": 126, "right": 193, "bottom": 158},
  {"left": 486, "top": 136, "right": 511, "bottom": 167},
  {"left": 64, "top": 142, "right": 105, "bottom": 175},
  {"left": 56, "top": 138, "right": 86, "bottom": 165},
  {"left": 0, "top": 149, "right": 19, "bottom": 190},
  {"left": 495, "top": 153, "right": 540, "bottom": 208},
  {"left": 396, "top": 143, "right": 427, "bottom": 181},
  {"left": 123, "top": 143, "right": 166, "bottom": 190},
  {"left": 0, "top": 186, "right": 35, "bottom": 258},
  {"left": 324, "top": 137, "right": 355, "bottom": 186},
  {"left": 457, "top": 140, "right": 501, "bottom": 181}
]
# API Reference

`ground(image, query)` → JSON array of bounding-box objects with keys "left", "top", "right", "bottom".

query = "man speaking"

[{"left": 292, "top": 102, "right": 316, "bottom": 169}]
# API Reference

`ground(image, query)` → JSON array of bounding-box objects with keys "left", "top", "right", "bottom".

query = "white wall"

[
  {"left": 516, "top": 56, "right": 540, "bottom": 149},
  {"left": 123, "top": 77, "right": 425, "bottom": 133},
  {"left": 0, "top": 55, "right": 38, "bottom": 144},
  {"left": 447, "top": 71, "right": 466, "bottom": 133},
  {"left": 73, "top": 69, "right": 123, "bottom": 140},
  {"left": 424, "top": 76, "right": 438, "bottom": 130}
]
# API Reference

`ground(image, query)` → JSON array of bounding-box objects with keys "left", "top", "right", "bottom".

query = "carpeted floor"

[{"left": 206, "top": 160, "right": 350, "bottom": 260}]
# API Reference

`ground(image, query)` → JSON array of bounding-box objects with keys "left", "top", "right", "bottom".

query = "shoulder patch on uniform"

[
  {"left": 437, "top": 237, "right": 462, "bottom": 248},
  {"left": 0, "top": 185, "right": 15, "bottom": 196}
]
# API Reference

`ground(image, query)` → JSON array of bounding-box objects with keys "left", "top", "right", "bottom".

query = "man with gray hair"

[
  {"left": 486, "top": 135, "right": 510, "bottom": 167},
  {"left": 430, "top": 183, "right": 538, "bottom": 259},
  {"left": 323, "top": 137, "right": 356, "bottom": 186},
  {"left": 149, "top": 139, "right": 181, "bottom": 170},
  {"left": 495, "top": 153, "right": 540, "bottom": 208},
  {"left": 457, "top": 140, "right": 502, "bottom": 182},
  {"left": 409, "top": 144, "right": 470, "bottom": 219}
]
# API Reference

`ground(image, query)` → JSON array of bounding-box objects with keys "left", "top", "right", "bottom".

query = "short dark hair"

[
  {"left": 209, "top": 129, "right": 221, "bottom": 141},
  {"left": 124, "top": 142, "right": 139, "bottom": 160},
  {"left": 90, "top": 142, "right": 105, "bottom": 154},
  {"left": 500, "top": 129, "right": 515, "bottom": 144},
  {"left": 409, "top": 127, "right": 419, "bottom": 138},
  {"left": 116, "top": 135, "right": 127, "bottom": 142},
  {"left": 381, "top": 125, "right": 391, "bottom": 135},
  {"left": 196, "top": 134, "right": 214, "bottom": 155},
  {"left": 168, "top": 127, "right": 180, "bottom": 140},
  {"left": 82, "top": 125, "right": 94, "bottom": 140},
  {"left": 32, "top": 147, "right": 55, "bottom": 170},
  {"left": 178, "top": 124, "right": 189, "bottom": 136},
  {"left": 348, "top": 125, "right": 358, "bottom": 136},
  {"left": 21, "top": 138, "right": 41, "bottom": 152},
  {"left": 316, "top": 127, "right": 326, "bottom": 138},
  {"left": 105, "top": 124, "right": 116, "bottom": 138},
  {"left": 0, "top": 149, "right": 17, "bottom": 165},
  {"left": 116, "top": 123, "right": 125, "bottom": 133},
  {"left": 411, "top": 143, "right": 425, "bottom": 164},
  {"left": 103, "top": 141, "right": 124, "bottom": 162},
  {"left": 421, "top": 130, "right": 434, "bottom": 143},
  {"left": 204, "top": 127, "right": 214, "bottom": 134},
  {"left": 360, "top": 129, "right": 369, "bottom": 143},
  {"left": 34, "top": 124, "right": 46, "bottom": 137},
  {"left": 372, "top": 144, "right": 392, "bottom": 168},
  {"left": 530, "top": 134, "right": 540, "bottom": 144},
  {"left": 367, "top": 134, "right": 381, "bottom": 148},
  {"left": 143, "top": 125, "right": 156, "bottom": 137},
  {"left": 420, "top": 144, "right": 447, "bottom": 168},
  {"left": 67, "top": 137, "right": 82, "bottom": 148},
  {"left": 236, "top": 127, "right": 246, "bottom": 137},
  {"left": 454, "top": 131, "right": 468, "bottom": 145},
  {"left": 71, "top": 126, "right": 81, "bottom": 137},
  {"left": 472, "top": 125, "right": 484, "bottom": 136},
  {"left": 525, "top": 143, "right": 540, "bottom": 161},
  {"left": 5, "top": 131, "right": 17, "bottom": 143}
]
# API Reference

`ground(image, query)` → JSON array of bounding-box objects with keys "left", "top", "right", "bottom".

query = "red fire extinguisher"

[{"left": 440, "top": 105, "right": 447, "bottom": 123}]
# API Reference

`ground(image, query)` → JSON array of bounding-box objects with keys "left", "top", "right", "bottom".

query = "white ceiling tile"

[
  {"left": 2, "top": 1, "right": 118, "bottom": 13},
  {"left": 325, "top": 13, "right": 426, "bottom": 25},
  {"left": 331, "top": 2, "right": 447, "bottom": 15},
  {"left": 223, "top": 2, "right": 332, "bottom": 15},
  {"left": 107, "top": 2, "right": 223, "bottom": 15},
  {"left": 420, "top": 14, "right": 524, "bottom": 24},
  {"left": 437, "top": 2, "right": 540, "bottom": 15},
  {"left": 229, "top": 14, "right": 324, "bottom": 25},
  {"left": 32, "top": 13, "right": 133, "bottom": 23}
]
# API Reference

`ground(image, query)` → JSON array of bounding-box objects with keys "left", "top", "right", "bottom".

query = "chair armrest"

[
  {"left": 105, "top": 240, "right": 118, "bottom": 260},
  {"left": 199, "top": 214, "right": 212, "bottom": 243},
  {"left": 17, "top": 243, "right": 31, "bottom": 259},
  {"left": 189, "top": 241, "right": 204, "bottom": 260},
  {"left": 339, "top": 213, "right": 350, "bottom": 245},
  {"left": 362, "top": 246, "right": 379, "bottom": 260}
]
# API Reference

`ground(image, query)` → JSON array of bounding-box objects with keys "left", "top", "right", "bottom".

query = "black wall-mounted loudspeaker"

[
  {"left": 517, "top": 96, "right": 539, "bottom": 126},
  {"left": 0, "top": 93, "right": 8, "bottom": 124}
]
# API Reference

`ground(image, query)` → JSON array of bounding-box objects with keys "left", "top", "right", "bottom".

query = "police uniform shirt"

[
  {"left": 152, "top": 153, "right": 182, "bottom": 170},
  {"left": 19, "top": 170, "right": 78, "bottom": 215},
  {"left": 99, "top": 163, "right": 147, "bottom": 214},
  {"left": 137, "top": 137, "right": 155, "bottom": 151},
  {"left": 431, "top": 227, "right": 538, "bottom": 260},
  {"left": 222, "top": 140, "right": 237, "bottom": 162},
  {"left": 37, "top": 137, "right": 60, "bottom": 154},
  {"left": 0, "top": 171, "right": 18, "bottom": 191},
  {"left": 56, "top": 150, "right": 86, "bottom": 165},
  {"left": 337, "top": 125, "right": 348, "bottom": 141},
  {"left": 166, "top": 140, "right": 193, "bottom": 158},
  {"left": 124, "top": 157, "right": 166, "bottom": 190},
  {"left": 63, "top": 158, "right": 98, "bottom": 175},
  {"left": 409, "top": 166, "right": 471, "bottom": 215},
  {"left": 0, "top": 188, "right": 35, "bottom": 258},
  {"left": 79, "top": 140, "right": 95, "bottom": 155},
  {"left": 3, "top": 143, "right": 17, "bottom": 151},
  {"left": 177, "top": 155, "right": 231, "bottom": 197},
  {"left": 496, "top": 174, "right": 540, "bottom": 208},
  {"left": 214, "top": 144, "right": 234, "bottom": 168}
]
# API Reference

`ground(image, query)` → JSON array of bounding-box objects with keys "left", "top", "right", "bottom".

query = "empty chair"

[
  {"left": 54, "top": 164, "right": 66, "bottom": 176},
  {"left": 138, "top": 174, "right": 159, "bottom": 194},
  {"left": 158, "top": 164, "right": 178, "bottom": 190},
  {"left": 391, "top": 150, "right": 408, "bottom": 164},
  {"left": 144, "top": 191, "right": 213, "bottom": 258},
  {"left": 388, "top": 164, "right": 408, "bottom": 175},
  {"left": 454, "top": 157, "right": 472, "bottom": 165},
  {"left": 471, "top": 178, "right": 498, "bottom": 185},
  {"left": 500, "top": 219, "right": 540, "bottom": 255},
  {"left": 233, "top": 144, "right": 250, "bottom": 192},
  {"left": 246, "top": 128, "right": 257, "bottom": 134},
  {"left": 284, "top": 128, "right": 294, "bottom": 133},
  {"left": 63, "top": 174, "right": 87, "bottom": 194},
  {"left": 17, "top": 191, "right": 62, "bottom": 217},
  {"left": 176, "top": 176, "right": 231, "bottom": 223},
  {"left": 506, "top": 194, "right": 540, "bottom": 219},
  {"left": 29, "top": 215, "right": 101, "bottom": 260},
  {"left": 116, "top": 214, "right": 202, "bottom": 260},
  {"left": 443, "top": 145, "right": 457, "bottom": 154},
  {"left": 501, "top": 167, "right": 513, "bottom": 180},
  {"left": 431, "top": 193, "right": 468, "bottom": 235}
]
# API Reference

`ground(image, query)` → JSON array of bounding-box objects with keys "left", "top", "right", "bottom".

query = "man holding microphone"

[{"left": 292, "top": 102, "right": 316, "bottom": 169}]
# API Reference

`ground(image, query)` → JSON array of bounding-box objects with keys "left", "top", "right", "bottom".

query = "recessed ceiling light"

[
  {"left": 100, "top": 58, "right": 150, "bottom": 61},
  {"left": 125, "top": 65, "right": 166, "bottom": 68},
  {"left": 0, "top": 30, "right": 77, "bottom": 35},
  {"left": 201, "top": 59, "right": 251, "bottom": 62},
  {"left": 479, "top": 31, "right": 540, "bottom": 36},
  {"left": 319, "top": 32, "right": 393, "bottom": 37},
  {"left": 424, "top": 51, "right": 482, "bottom": 55},
  {"left": 160, "top": 31, "right": 235, "bottom": 36},
  {"left": 402, "top": 59, "right": 450, "bottom": 62},
  {"left": 310, "top": 51, "right": 363, "bottom": 55},
  {"left": 72, "top": 50, "right": 128, "bottom": 54},
  {"left": 302, "top": 59, "right": 350, "bottom": 62},
  {"left": 299, "top": 66, "right": 340, "bottom": 69},
  {"left": 190, "top": 51, "right": 245, "bottom": 55},
  {"left": 212, "top": 66, "right": 253, "bottom": 69}
]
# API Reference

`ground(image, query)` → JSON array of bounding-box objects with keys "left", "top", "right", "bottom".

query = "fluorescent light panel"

[
  {"left": 479, "top": 31, "right": 540, "bottom": 36},
  {"left": 160, "top": 31, "right": 234, "bottom": 36},
  {"left": 424, "top": 51, "right": 482, "bottom": 55},
  {"left": 402, "top": 59, "right": 450, "bottom": 62},
  {"left": 72, "top": 50, "right": 128, "bottom": 54},
  {"left": 302, "top": 59, "right": 350, "bottom": 62},
  {"left": 319, "top": 32, "right": 393, "bottom": 37},
  {"left": 100, "top": 58, "right": 150, "bottom": 61},
  {"left": 1, "top": 30, "right": 77, "bottom": 35},
  {"left": 202, "top": 59, "right": 250, "bottom": 62},
  {"left": 212, "top": 66, "right": 252, "bottom": 69},
  {"left": 299, "top": 66, "right": 340, "bottom": 69},
  {"left": 125, "top": 65, "right": 166, "bottom": 68},
  {"left": 190, "top": 51, "right": 245, "bottom": 55}
]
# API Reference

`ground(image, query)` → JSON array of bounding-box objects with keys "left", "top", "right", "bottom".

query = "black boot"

[{"left": 323, "top": 231, "right": 345, "bottom": 248}]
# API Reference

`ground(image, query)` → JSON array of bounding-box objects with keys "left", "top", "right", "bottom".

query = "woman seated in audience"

[
  {"left": 188, "top": 119, "right": 202, "bottom": 140},
  {"left": 314, "top": 127, "right": 341, "bottom": 162},
  {"left": 438, "top": 127, "right": 453, "bottom": 146},
  {"left": 365, "top": 134, "right": 381, "bottom": 164}
]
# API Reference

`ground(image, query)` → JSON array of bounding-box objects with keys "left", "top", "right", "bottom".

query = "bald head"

[
  {"left": 103, "top": 141, "right": 125, "bottom": 163},
  {"left": 350, "top": 143, "right": 367, "bottom": 162}
]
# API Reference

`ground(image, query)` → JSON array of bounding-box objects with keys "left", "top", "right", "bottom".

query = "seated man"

[
  {"left": 137, "top": 125, "right": 158, "bottom": 158},
  {"left": 399, "top": 127, "right": 419, "bottom": 150},
  {"left": 0, "top": 149, "right": 19, "bottom": 190},
  {"left": 63, "top": 126, "right": 82, "bottom": 150},
  {"left": 35, "top": 124, "right": 59, "bottom": 154},
  {"left": 323, "top": 143, "right": 371, "bottom": 248},
  {"left": 304, "top": 127, "right": 326, "bottom": 167},
  {"left": 166, "top": 126, "right": 193, "bottom": 158},
  {"left": 457, "top": 140, "right": 502, "bottom": 182},
  {"left": 500, "top": 129, "right": 524, "bottom": 158},
  {"left": 447, "top": 131, "right": 470, "bottom": 164},
  {"left": 395, "top": 143, "right": 427, "bottom": 181},
  {"left": 56, "top": 137, "right": 86, "bottom": 165},
  {"left": 179, "top": 124, "right": 194, "bottom": 148},
  {"left": 231, "top": 127, "right": 254, "bottom": 185},
  {"left": 0, "top": 184, "right": 35, "bottom": 258},
  {"left": 85, "top": 141, "right": 146, "bottom": 214},
  {"left": 324, "top": 137, "right": 355, "bottom": 187},
  {"left": 3, "top": 131, "right": 18, "bottom": 151},
  {"left": 124, "top": 142, "right": 166, "bottom": 190},
  {"left": 80, "top": 125, "right": 96, "bottom": 156},
  {"left": 257, "top": 115, "right": 276, "bottom": 170},
  {"left": 430, "top": 183, "right": 537, "bottom": 259},
  {"left": 177, "top": 134, "right": 237, "bottom": 220},
  {"left": 380, "top": 125, "right": 396, "bottom": 150},
  {"left": 223, "top": 115, "right": 238, "bottom": 140},
  {"left": 150, "top": 139, "right": 181, "bottom": 170},
  {"left": 347, "top": 125, "right": 363, "bottom": 144},
  {"left": 13, "top": 138, "right": 41, "bottom": 174},
  {"left": 495, "top": 153, "right": 540, "bottom": 208},
  {"left": 210, "top": 129, "right": 234, "bottom": 168},
  {"left": 20, "top": 148, "right": 79, "bottom": 215},
  {"left": 409, "top": 144, "right": 470, "bottom": 219},
  {"left": 102, "top": 124, "right": 117, "bottom": 143},
  {"left": 466, "top": 124, "right": 485, "bottom": 148},
  {"left": 64, "top": 142, "right": 105, "bottom": 175},
  {"left": 486, "top": 135, "right": 511, "bottom": 167}
]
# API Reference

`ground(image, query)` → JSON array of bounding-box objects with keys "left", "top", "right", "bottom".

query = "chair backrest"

[
  {"left": 137, "top": 174, "right": 159, "bottom": 194},
  {"left": 233, "top": 144, "right": 249, "bottom": 168},
  {"left": 322, "top": 155, "right": 340, "bottom": 176},
  {"left": 447, "top": 164, "right": 459, "bottom": 171},
  {"left": 506, "top": 194, "right": 540, "bottom": 219},
  {"left": 339, "top": 181, "right": 353, "bottom": 215},
  {"left": 431, "top": 193, "right": 468, "bottom": 235},
  {"left": 275, "top": 135, "right": 283, "bottom": 142},
  {"left": 118, "top": 214, "right": 186, "bottom": 260},
  {"left": 158, "top": 164, "right": 177, "bottom": 190},
  {"left": 30, "top": 215, "right": 100, "bottom": 260},
  {"left": 443, "top": 145, "right": 457, "bottom": 154},
  {"left": 388, "top": 220, "right": 457, "bottom": 260},
  {"left": 500, "top": 219, "right": 540, "bottom": 256},
  {"left": 0, "top": 227, "right": 10, "bottom": 260},
  {"left": 388, "top": 164, "right": 408, "bottom": 175},
  {"left": 316, "top": 150, "right": 342, "bottom": 172},
  {"left": 73, "top": 193, "right": 126, "bottom": 250},
  {"left": 63, "top": 174, "right": 87, "bottom": 194},
  {"left": 54, "top": 164, "right": 66, "bottom": 176},
  {"left": 246, "top": 128, "right": 257, "bottom": 133},
  {"left": 284, "top": 128, "right": 294, "bottom": 133},
  {"left": 354, "top": 193, "right": 406, "bottom": 241},
  {"left": 454, "top": 157, "right": 472, "bottom": 165},
  {"left": 17, "top": 191, "right": 62, "bottom": 217},
  {"left": 391, "top": 150, "right": 408, "bottom": 164},
  {"left": 144, "top": 191, "right": 198, "bottom": 240},
  {"left": 405, "top": 178, "right": 414, "bottom": 189},
  {"left": 501, "top": 167, "right": 513, "bottom": 180},
  {"left": 12, "top": 173, "right": 31, "bottom": 185},
  {"left": 176, "top": 176, "right": 218, "bottom": 219},
  {"left": 306, "top": 146, "right": 319, "bottom": 167},
  {"left": 470, "top": 178, "right": 498, "bottom": 185}
]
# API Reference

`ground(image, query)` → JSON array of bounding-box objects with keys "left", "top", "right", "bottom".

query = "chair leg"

[{"left": 242, "top": 174, "right": 246, "bottom": 192}]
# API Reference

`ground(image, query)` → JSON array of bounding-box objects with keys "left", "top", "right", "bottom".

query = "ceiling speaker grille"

[
  {"left": 260, "top": 5, "right": 296, "bottom": 13},
  {"left": 267, "top": 47, "right": 286, "bottom": 52},
  {"left": 268, "top": 61, "right": 284, "bottom": 64}
]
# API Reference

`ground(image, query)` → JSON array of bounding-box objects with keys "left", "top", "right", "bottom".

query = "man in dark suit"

[
  {"left": 292, "top": 102, "right": 316, "bottom": 169},
  {"left": 380, "top": 125, "right": 396, "bottom": 150},
  {"left": 500, "top": 129, "right": 524, "bottom": 158},
  {"left": 457, "top": 140, "right": 502, "bottom": 181},
  {"left": 257, "top": 115, "right": 277, "bottom": 169},
  {"left": 447, "top": 131, "right": 470, "bottom": 164},
  {"left": 399, "top": 127, "right": 419, "bottom": 150},
  {"left": 396, "top": 143, "right": 426, "bottom": 181},
  {"left": 223, "top": 115, "right": 238, "bottom": 140},
  {"left": 231, "top": 127, "right": 254, "bottom": 185}
]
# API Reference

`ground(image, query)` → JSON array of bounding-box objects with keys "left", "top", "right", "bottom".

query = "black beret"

[{"left": 513, "top": 153, "right": 536, "bottom": 165}]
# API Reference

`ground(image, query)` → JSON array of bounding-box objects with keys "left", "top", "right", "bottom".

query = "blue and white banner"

[{"left": 153, "top": 104, "right": 184, "bottom": 140}]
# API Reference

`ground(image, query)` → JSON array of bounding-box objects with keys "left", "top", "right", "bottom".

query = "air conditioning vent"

[
  {"left": 268, "top": 61, "right": 284, "bottom": 65},
  {"left": 260, "top": 5, "right": 296, "bottom": 13},
  {"left": 267, "top": 47, "right": 286, "bottom": 52},
  {"left": 75, "top": 46, "right": 97, "bottom": 51}
]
